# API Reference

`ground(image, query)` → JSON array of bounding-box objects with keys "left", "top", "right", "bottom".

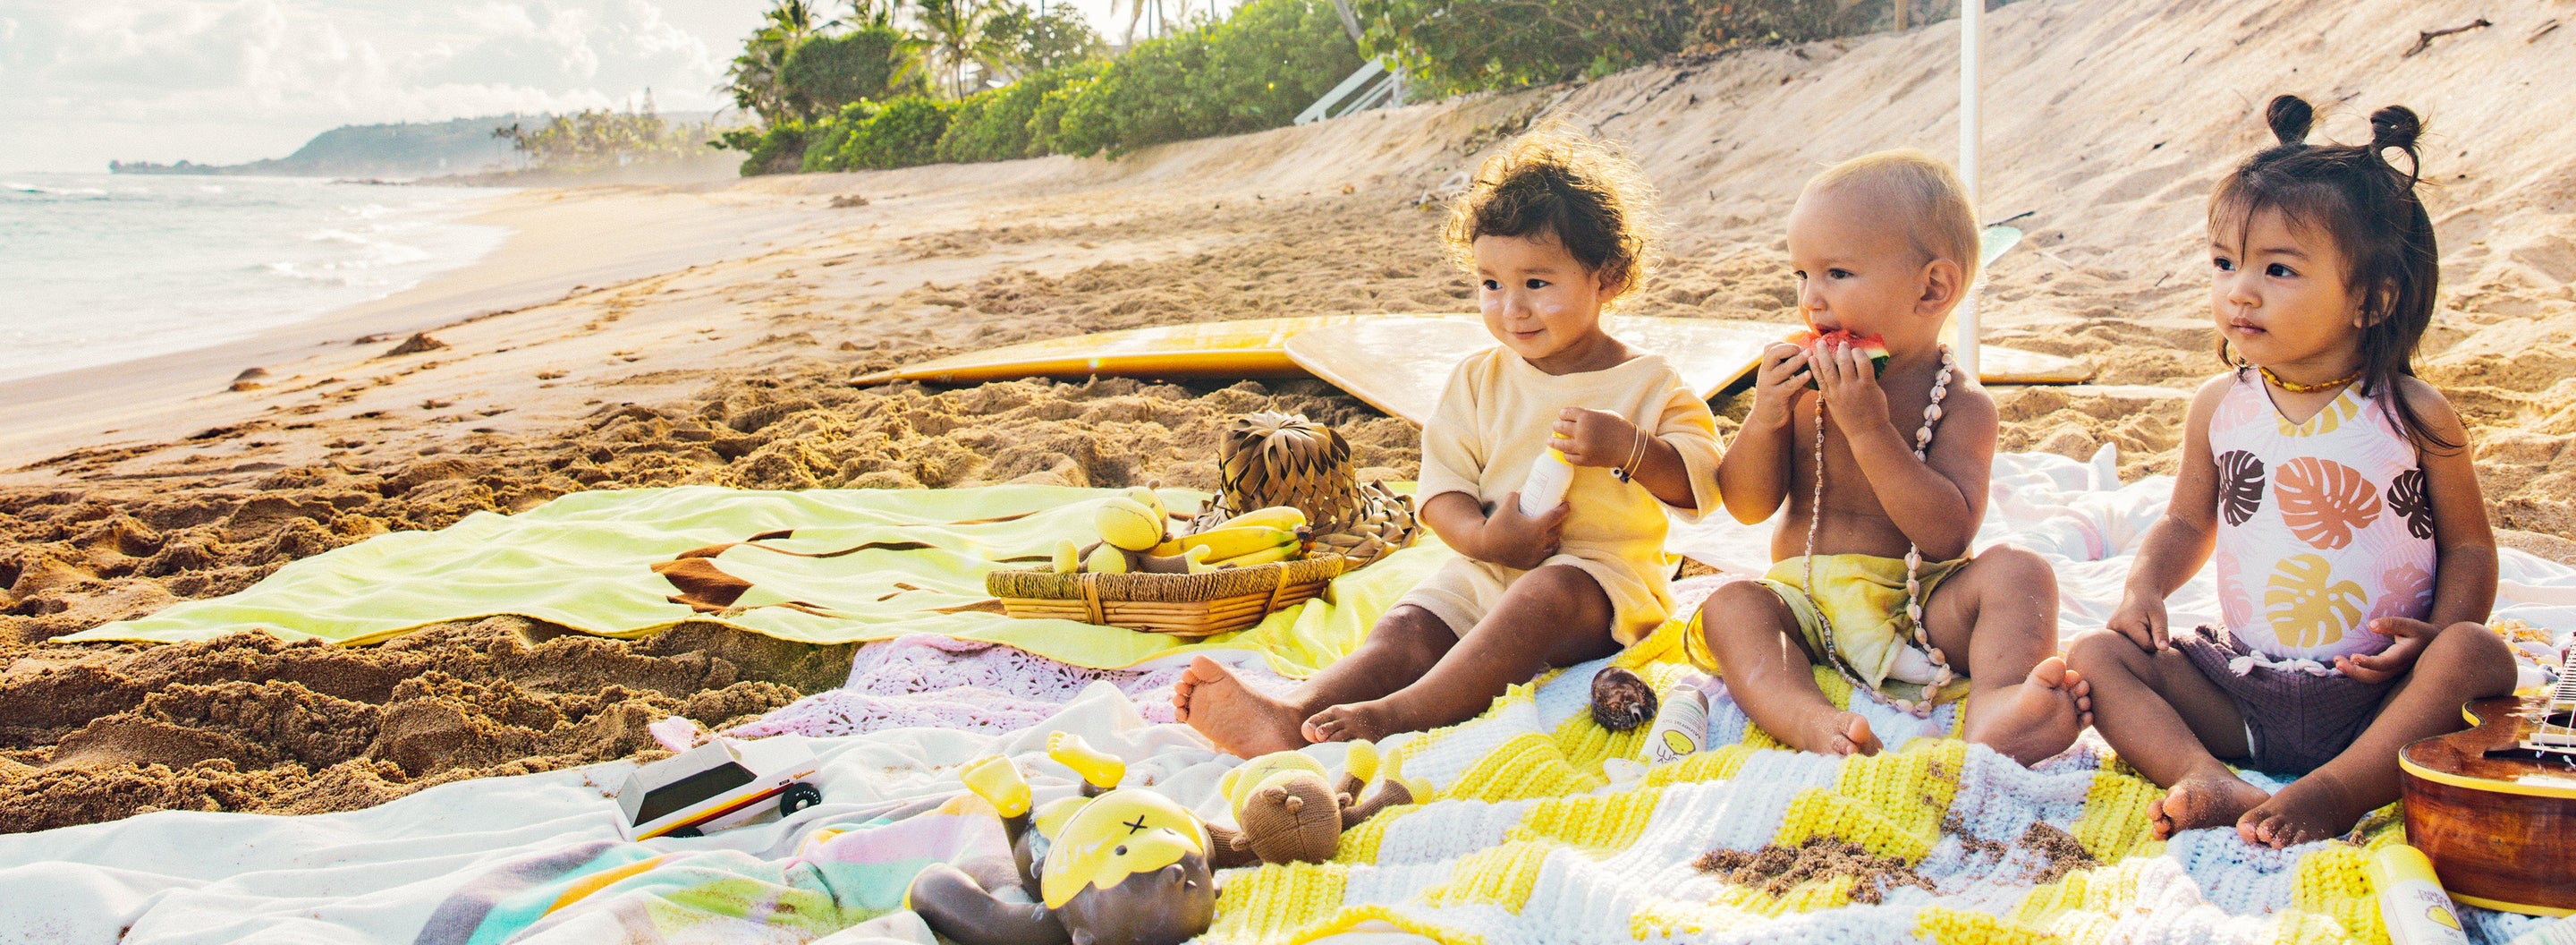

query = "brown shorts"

[{"left": 2174, "top": 625, "right": 2395, "bottom": 776}]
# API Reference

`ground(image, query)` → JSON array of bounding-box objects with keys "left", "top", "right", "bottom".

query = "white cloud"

[{"left": 0, "top": 0, "right": 754, "bottom": 171}]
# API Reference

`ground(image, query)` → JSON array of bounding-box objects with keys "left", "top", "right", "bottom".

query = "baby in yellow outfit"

[
  {"left": 1177, "top": 132, "right": 1718, "bottom": 757},
  {"left": 1689, "top": 150, "right": 2090, "bottom": 767}
]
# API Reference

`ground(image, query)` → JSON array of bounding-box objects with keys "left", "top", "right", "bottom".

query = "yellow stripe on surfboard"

[
  {"left": 853, "top": 314, "right": 2094, "bottom": 424},
  {"left": 850, "top": 314, "right": 1368, "bottom": 386}
]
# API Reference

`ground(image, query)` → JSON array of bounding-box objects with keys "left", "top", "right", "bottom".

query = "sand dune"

[{"left": 5, "top": 0, "right": 2573, "bottom": 828}]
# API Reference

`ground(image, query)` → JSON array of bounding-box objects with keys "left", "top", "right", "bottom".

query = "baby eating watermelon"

[{"left": 1685, "top": 150, "right": 2090, "bottom": 767}]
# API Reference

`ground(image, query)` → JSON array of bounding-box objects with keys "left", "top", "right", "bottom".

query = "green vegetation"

[
  {"left": 935, "top": 62, "right": 1102, "bottom": 162},
  {"left": 716, "top": 0, "right": 1355, "bottom": 174},
  {"left": 493, "top": 105, "right": 720, "bottom": 173},
  {"left": 778, "top": 26, "right": 923, "bottom": 119},
  {"left": 1352, "top": 0, "right": 1924, "bottom": 95},
  {"left": 712, "top": 0, "right": 1930, "bottom": 176},
  {"left": 1053, "top": 0, "right": 1358, "bottom": 158}
]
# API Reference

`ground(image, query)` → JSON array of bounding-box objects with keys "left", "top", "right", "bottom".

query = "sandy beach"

[{"left": 5, "top": 0, "right": 2574, "bottom": 831}]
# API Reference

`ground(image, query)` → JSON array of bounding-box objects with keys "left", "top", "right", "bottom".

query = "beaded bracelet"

[{"left": 1614, "top": 425, "right": 1646, "bottom": 483}]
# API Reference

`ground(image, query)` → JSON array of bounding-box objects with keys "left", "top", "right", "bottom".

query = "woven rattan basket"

[{"left": 986, "top": 555, "right": 1347, "bottom": 637}]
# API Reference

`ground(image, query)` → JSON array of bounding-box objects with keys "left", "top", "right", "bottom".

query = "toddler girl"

[
  {"left": 2067, "top": 96, "right": 2518, "bottom": 847},
  {"left": 1176, "top": 132, "right": 1723, "bottom": 756}
]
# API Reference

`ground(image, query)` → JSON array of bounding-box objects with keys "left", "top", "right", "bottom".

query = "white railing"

[{"left": 1295, "top": 57, "right": 1406, "bottom": 125}]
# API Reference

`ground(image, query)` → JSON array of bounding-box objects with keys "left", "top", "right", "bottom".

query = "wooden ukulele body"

[{"left": 2398, "top": 695, "right": 2576, "bottom": 916}]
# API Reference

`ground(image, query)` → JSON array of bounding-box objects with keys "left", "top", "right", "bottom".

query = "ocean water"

[{"left": 0, "top": 174, "right": 511, "bottom": 384}]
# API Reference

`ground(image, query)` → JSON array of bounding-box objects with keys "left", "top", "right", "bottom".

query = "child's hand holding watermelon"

[
  {"left": 1807, "top": 329, "right": 1897, "bottom": 434},
  {"left": 1742, "top": 341, "right": 1814, "bottom": 431},
  {"left": 1790, "top": 328, "right": 1891, "bottom": 387}
]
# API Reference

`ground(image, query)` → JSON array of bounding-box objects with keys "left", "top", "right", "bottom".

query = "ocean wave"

[
  {"left": 301, "top": 228, "right": 436, "bottom": 268},
  {"left": 4, "top": 182, "right": 108, "bottom": 196},
  {"left": 262, "top": 260, "right": 394, "bottom": 287}
]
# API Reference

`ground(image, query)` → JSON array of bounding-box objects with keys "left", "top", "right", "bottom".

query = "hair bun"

[
  {"left": 2265, "top": 95, "right": 2314, "bottom": 146},
  {"left": 2369, "top": 106, "right": 2423, "bottom": 150}
]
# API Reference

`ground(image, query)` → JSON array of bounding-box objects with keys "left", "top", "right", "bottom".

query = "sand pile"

[
  {"left": 0, "top": 365, "right": 1409, "bottom": 830},
  {"left": 0, "top": 619, "right": 851, "bottom": 833},
  {"left": 8, "top": 0, "right": 2576, "bottom": 831}
]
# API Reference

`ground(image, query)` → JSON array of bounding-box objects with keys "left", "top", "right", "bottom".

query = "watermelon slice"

[{"left": 1786, "top": 328, "right": 1890, "bottom": 387}]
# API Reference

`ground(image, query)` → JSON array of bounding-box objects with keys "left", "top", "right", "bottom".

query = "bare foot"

[
  {"left": 1968, "top": 657, "right": 2096, "bottom": 766},
  {"left": 2237, "top": 772, "right": 2365, "bottom": 848},
  {"left": 1174, "top": 657, "right": 1308, "bottom": 757},
  {"left": 1779, "top": 710, "right": 1879, "bottom": 756},
  {"left": 2148, "top": 772, "right": 2270, "bottom": 839},
  {"left": 1302, "top": 699, "right": 1403, "bottom": 744}
]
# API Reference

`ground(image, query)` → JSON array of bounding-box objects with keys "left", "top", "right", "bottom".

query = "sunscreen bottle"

[
  {"left": 1644, "top": 683, "right": 1710, "bottom": 764},
  {"left": 1519, "top": 446, "right": 1573, "bottom": 518},
  {"left": 2368, "top": 844, "right": 2470, "bottom": 945}
]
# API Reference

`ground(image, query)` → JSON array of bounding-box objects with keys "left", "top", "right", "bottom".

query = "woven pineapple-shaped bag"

[{"left": 1193, "top": 413, "right": 1418, "bottom": 568}]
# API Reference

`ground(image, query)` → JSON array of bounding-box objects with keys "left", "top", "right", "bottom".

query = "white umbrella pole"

[{"left": 1954, "top": 0, "right": 1983, "bottom": 378}]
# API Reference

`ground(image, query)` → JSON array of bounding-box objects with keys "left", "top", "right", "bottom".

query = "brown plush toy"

[{"left": 1205, "top": 742, "right": 1418, "bottom": 867}]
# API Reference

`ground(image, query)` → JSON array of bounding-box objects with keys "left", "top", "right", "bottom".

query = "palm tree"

[
  {"left": 836, "top": 0, "right": 894, "bottom": 29},
  {"left": 912, "top": 0, "right": 1012, "bottom": 98},
  {"left": 1106, "top": 0, "right": 1149, "bottom": 47},
  {"left": 721, "top": 0, "right": 830, "bottom": 122}
]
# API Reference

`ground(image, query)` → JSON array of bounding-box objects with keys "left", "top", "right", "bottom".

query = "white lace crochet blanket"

[{"left": 731, "top": 634, "right": 1301, "bottom": 739}]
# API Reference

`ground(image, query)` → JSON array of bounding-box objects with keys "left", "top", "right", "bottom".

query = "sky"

[{"left": 0, "top": 0, "right": 1232, "bottom": 173}]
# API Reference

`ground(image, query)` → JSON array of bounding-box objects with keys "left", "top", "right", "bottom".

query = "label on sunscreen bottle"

[
  {"left": 1519, "top": 447, "right": 1573, "bottom": 518},
  {"left": 2368, "top": 844, "right": 2470, "bottom": 945},
  {"left": 1644, "top": 683, "right": 1710, "bottom": 765}
]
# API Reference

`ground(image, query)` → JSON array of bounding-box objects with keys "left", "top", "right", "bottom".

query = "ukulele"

[{"left": 2398, "top": 651, "right": 2576, "bottom": 916}]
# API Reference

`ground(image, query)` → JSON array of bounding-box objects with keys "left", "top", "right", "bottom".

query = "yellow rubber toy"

[
  {"left": 1047, "top": 733, "right": 1126, "bottom": 790},
  {"left": 960, "top": 756, "right": 1031, "bottom": 818}
]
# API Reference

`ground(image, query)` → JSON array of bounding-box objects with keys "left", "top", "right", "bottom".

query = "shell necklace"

[
  {"left": 2258, "top": 364, "right": 2360, "bottom": 394},
  {"left": 1801, "top": 345, "right": 1956, "bottom": 718}
]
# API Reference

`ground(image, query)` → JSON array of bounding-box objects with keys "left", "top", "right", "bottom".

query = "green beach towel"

[{"left": 66, "top": 484, "right": 1448, "bottom": 677}]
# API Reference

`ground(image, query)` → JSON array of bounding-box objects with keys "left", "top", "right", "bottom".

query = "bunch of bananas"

[{"left": 1051, "top": 489, "right": 1313, "bottom": 575}]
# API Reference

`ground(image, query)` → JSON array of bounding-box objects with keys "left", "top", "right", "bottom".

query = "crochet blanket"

[
  {"left": 1208, "top": 630, "right": 2470, "bottom": 945},
  {"left": 60, "top": 484, "right": 1447, "bottom": 677},
  {"left": 0, "top": 656, "right": 2555, "bottom": 944},
  {"left": 730, "top": 634, "right": 1297, "bottom": 738}
]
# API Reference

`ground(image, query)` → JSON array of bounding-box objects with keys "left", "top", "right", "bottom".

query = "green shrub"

[
  {"left": 778, "top": 26, "right": 920, "bottom": 119},
  {"left": 1054, "top": 0, "right": 1359, "bottom": 158},
  {"left": 1027, "top": 64, "right": 1104, "bottom": 158},
  {"left": 725, "top": 0, "right": 1360, "bottom": 175},
  {"left": 1198, "top": 0, "right": 1365, "bottom": 129},
  {"left": 1355, "top": 0, "right": 1881, "bottom": 96},
  {"left": 834, "top": 96, "right": 960, "bottom": 170},
  {"left": 1352, "top": 0, "right": 1690, "bottom": 94},
  {"left": 722, "top": 121, "right": 810, "bottom": 175},
  {"left": 934, "top": 62, "right": 1101, "bottom": 162},
  {"left": 983, "top": 4, "right": 1107, "bottom": 72}
]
